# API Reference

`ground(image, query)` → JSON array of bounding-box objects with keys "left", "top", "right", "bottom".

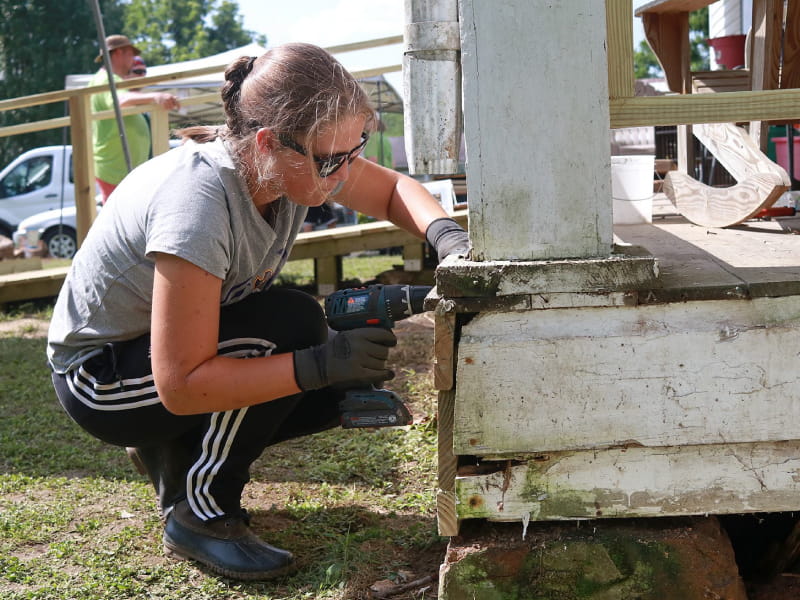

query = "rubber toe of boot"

[{"left": 163, "top": 501, "right": 295, "bottom": 580}]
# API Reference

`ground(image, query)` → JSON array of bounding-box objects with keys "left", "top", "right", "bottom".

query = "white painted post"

[
  {"left": 403, "top": 0, "right": 462, "bottom": 174},
  {"left": 459, "top": 0, "right": 613, "bottom": 261}
]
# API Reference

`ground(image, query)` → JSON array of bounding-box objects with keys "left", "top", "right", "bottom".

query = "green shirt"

[{"left": 89, "top": 69, "right": 151, "bottom": 185}]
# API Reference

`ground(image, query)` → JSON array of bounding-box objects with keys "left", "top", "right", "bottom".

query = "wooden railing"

[
  {"left": 606, "top": 0, "right": 800, "bottom": 128},
  {"left": 611, "top": 0, "right": 800, "bottom": 227},
  {"left": 0, "top": 210, "right": 467, "bottom": 304},
  {"left": 0, "top": 35, "right": 403, "bottom": 250}
]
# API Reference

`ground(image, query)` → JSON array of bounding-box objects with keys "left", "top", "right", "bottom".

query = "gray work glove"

[
  {"left": 425, "top": 217, "right": 470, "bottom": 262},
  {"left": 293, "top": 328, "right": 397, "bottom": 391}
]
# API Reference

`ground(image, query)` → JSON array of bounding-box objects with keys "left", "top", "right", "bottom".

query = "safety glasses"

[{"left": 278, "top": 132, "right": 369, "bottom": 178}]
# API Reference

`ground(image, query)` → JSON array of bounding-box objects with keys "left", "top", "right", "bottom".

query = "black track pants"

[{"left": 52, "top": 287, "right": 341, "bottom": 520}]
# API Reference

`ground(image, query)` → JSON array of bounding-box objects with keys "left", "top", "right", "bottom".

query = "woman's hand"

[{"left": 293, "top": 328, "right": 397, "bottom": 391}]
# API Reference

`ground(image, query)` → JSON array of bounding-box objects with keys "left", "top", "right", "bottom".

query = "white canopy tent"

[{"left": 65, "top": 43, "right": 403, "bottom": 129}]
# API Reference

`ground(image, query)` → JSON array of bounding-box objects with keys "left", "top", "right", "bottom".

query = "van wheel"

[
  {"left": 0, "top": 223, "right": 13, "bottom": 239},
  {"left": 43, "top": 227, "right": 77, "bottom": 259}
]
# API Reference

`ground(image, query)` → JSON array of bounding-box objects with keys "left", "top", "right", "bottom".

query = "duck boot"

[
  {"left": 163, "top": 500, "right": 295, "bottom": 580},
  {"left": 126, "top": 440, "right": 192, "bottom": 519}
]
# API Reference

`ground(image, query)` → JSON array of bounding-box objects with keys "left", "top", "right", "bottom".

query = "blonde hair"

[{"left": 178, "top": 43, "right": 376, "bottom": 187}]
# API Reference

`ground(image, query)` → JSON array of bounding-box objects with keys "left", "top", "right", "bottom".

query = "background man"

[{"left": 90, "top": 34, "right": 180, "bottom": 202}]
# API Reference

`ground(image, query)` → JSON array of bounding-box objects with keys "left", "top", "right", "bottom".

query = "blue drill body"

[{"left": 324, "top": 284, "right": 432, "bottom": 428}]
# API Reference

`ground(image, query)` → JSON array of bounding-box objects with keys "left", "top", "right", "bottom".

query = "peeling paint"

[{"left": 454, "top": 443, "right": 800, "bottom": 523}]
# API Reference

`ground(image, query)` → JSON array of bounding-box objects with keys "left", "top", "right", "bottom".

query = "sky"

[
  {"left": 234, "top": 1, "right": 650, "bottom": 92},
  {"left": 235, "top": 0, "right": 406, "bottom": 90},
  {"left": 236, "top": 0, "right": 404, "bottom": 48}
]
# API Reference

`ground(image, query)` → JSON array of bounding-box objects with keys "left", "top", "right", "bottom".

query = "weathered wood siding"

[
  {"left": 438, "top": 218, "right": 800, "bottom": 529},
  {"left": 454, "top": 295, "right": 800, "bottom": 456},
  {"left": 455, "top": 441, "right": 800, "bottom": 522}
]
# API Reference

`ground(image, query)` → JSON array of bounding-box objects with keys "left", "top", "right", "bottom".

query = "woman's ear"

[{"left": 255, "top": 128, "right": 276, "bottom": 154}]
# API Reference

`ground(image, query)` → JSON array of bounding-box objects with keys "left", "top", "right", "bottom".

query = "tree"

[
  {"left": 0, "top": 0, "right": 124, "bottom": 165},
  {"left": 634, "top": 38, "right": 661, "bottom": 79},
  {"left": 0, "top": 0, "right": 262, "bottom": 166},
  {"left": 204, "top": 1, "right": 266, "bottom": 56},
  {"left": 634, "top": 7, "right": 710, "bottom": 79},
  {"left": 123, "top": 0, "right": 266, "bottom": 65}
]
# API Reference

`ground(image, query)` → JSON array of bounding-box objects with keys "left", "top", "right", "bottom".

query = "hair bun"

[{"left": 226, "top": 56, "right": 257, "bottom": 87}]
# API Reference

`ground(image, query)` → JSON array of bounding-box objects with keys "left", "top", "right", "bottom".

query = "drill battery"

[{"left": 339, "top": 388, "right": 413, "bottom": 429}]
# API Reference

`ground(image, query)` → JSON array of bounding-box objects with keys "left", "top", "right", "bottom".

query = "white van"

[
  {"left": 13, "top": 204, "right": 86, "bottom": 259},
  {"left": 9, "top": 140, "right": 183, "bottom": 258},
  {"left": 0, "top": 145, "right": 75, "bottom": 239}
]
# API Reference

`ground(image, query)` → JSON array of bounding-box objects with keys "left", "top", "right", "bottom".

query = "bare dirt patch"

[{"left": 0, "top": 317, "right": 49, "bottom": 338}]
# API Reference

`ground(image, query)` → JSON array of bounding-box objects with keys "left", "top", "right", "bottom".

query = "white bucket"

[
  {"left": 22, "top": 230, "right": 40, "bottom": 259},
  {"left": 611, "top": 155, "right": 655, "bottom": 224}
]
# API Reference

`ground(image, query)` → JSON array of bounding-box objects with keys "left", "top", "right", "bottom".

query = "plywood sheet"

[
  {"left": 665, "top": 170, "right": 787, "bottom": 228},
  {"left": 614, "top": 217, "right": 800, "bottom": 298}
]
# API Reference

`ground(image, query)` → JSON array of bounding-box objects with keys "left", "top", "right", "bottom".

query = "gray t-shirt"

[{"left": 47, "top": 138, "right": 307, "bottom": 373}]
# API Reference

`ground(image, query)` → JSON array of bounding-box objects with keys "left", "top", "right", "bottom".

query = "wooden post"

[
  {"left": 402, "top": 242, "right": 424, "bottom": 272},
  {"left": 749, "top": 0, "right": 784, "bottom": 150},
  {"left": 150, "top": 107, "right": 171, "bottom": 156},
  {"left": 314, "top": 256, "right": 342, "bottom": 297},
  {"left": 641, "top": 10, "right": 695, "bottom": 175},
  {"left": 68, "top": 94, "right": 97, "bottom": 246},
  {"left": 436, "top": 389, "right": 458, "bottom": 536},
  {"left": 434, "top": 301, "right": 458, "bottom": 536},
  {"left": 459, "top": 0, "right": 612, "bottom": 261},
  {"left": 606, "top": 0, "right": 634, "bottom": 100},
  {"left": 781, "top": 1, "right": 800, "bottom": 90},
  {"left": 677, "top": 15, "right": 695, "bottom": 177}
]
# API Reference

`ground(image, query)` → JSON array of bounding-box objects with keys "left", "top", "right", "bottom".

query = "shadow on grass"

[
  {"left": 252, "top": 426, "right": 433, "bottom": 489},
  {"left": 187, "top": 503, "right": 445, "bottom": 597}
]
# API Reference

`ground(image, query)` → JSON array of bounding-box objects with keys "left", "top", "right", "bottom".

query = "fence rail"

[{"left": 0, "top": 37, "right": 403, "bottom": 252}]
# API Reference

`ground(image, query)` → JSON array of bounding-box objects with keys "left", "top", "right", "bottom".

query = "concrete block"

[{"left": 439, "top": 517, "right": 747, "bottom": 600}]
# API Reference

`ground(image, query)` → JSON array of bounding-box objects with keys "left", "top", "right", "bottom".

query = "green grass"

[
  {"left": 0, "top": 299, "right": 54, "bottom": 323},
  {"left": 0, "top": 255, "right": 444, "bottom": 599}
]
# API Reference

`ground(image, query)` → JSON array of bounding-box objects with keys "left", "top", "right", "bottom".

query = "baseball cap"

[
  {"left": 131, "top": 56, "right": 147, "bottom": 75},
  {"left": 95, "top": 34, "right": 141, "bottom": 64}
]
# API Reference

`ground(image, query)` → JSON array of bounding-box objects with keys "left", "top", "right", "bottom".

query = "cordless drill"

[{"left": 325, "top": 284, "right": 432, "bottom": 428}]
